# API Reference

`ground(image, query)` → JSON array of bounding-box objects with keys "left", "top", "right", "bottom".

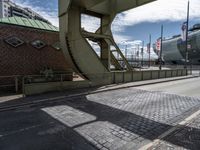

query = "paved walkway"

[
  {"left": 0, "top": 75, "right": 196, "bottom": 105},
  {"left": 0, "top": 86, "right": 200, "bottom": 150},
  {"left": 150, "top": 113, "right": 200, "bottom": 150},
  {"left": 135, "top": 77, "right": 200, "bottom": 98}
]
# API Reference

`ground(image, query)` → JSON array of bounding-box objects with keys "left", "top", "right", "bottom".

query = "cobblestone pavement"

[
  {"left": 0, "top": 88, "right": 200, "bottom": 150},
  {"left": 150, "top": 114, "right": 200, "bottom": 150}
]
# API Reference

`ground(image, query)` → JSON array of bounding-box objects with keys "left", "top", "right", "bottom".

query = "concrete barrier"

[
  {"left": 172, "top": 70, "right": 178, "bottom": 77},
  {"left": 24, "top": 69, "right": 188, "bottom": 95},
  {"left": 24, "top": 81, "right": 90, "bottom": 95},
  {"left": 133, "top": 72, "right": 142, "bottom": 81},
  {"left": 159, "top": 70, "right": 166, "bottom": 78},
  {"left": 114, "top": 72, "right": 124, "bottom": 83},
  {"left": 151, "top": 71, "right": 159, "bottom": 79},
  {"left": 178, "top": 70, "right": 182, "bottom": 76},
  {"left": 124, "top": 72, "right": 132, "bottom": 83},
  {"left": 165, "top": 70, "right": 172, "bottom": 78},
  {"left": 142, "top": 71, "right": 152, "bottom": 80}
]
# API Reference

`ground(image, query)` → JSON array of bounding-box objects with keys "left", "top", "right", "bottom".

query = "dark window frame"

[
  {"left": 31, "top": 40, "right": 46, "bottom": 50},
  {"left": 5, "top": 36, "right": 25, "bottom": 48}
]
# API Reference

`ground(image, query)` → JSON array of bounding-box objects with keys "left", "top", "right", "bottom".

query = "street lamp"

[
  {"left": 159, "top": 25, "right": 164, "bottom": 70},
  {"left": 185, "top": 1, "right": 190, "bottom": 71}
]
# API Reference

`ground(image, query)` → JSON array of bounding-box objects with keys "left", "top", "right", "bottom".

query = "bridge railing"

[{"left": 21, "top": 68, "right": 190, "bottom": 96}]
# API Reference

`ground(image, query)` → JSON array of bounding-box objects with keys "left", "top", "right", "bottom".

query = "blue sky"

[{"left": 13, "top": 0, "right": 200, "bottom": 57}]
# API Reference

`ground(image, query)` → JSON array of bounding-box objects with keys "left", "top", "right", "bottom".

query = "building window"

[
  {"left": 31, "top": 40, "right": 46, "bottom": 49},
  {"left": 52, "top": 42, "right": 61, "bottom": 51},
  {"left": 5, "top": 37, "right": 24, "bottom": 47}
]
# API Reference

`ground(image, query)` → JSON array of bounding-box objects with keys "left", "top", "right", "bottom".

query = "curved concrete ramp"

[{"left": 59, "top": 0, "right": 155, "bottom": 82}]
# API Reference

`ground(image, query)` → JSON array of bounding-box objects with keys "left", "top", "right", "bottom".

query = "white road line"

[
  {"left": 139, "top": 109, "right": 200, "bottom": 150},
  {"left": 179, "top": 109, "right": 200, "bottom": 125}
]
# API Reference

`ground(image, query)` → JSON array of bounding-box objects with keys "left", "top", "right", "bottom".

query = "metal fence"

[{"left": 0, "top": 75, "right": 22, "bottom": 93}]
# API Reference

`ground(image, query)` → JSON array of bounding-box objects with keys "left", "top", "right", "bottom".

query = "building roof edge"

[{"left": 0, "top": 17, "right": 59, "bottom": 32}]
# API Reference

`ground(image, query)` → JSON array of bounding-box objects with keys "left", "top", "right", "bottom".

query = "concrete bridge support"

[{"left": 59, "top": 0, "right": 155, "bottom": 84}]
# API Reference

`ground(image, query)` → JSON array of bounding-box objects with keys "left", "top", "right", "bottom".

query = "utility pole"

[
  {"left": 185, "top": 0, "right": 190, "bottom": 70},
  {"left": 159, "top": 25, "right": 164, "bottom": 70}
]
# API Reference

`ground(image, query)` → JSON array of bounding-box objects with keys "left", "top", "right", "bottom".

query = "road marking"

[
  {"left": 139, "top": 109, "right": 200, "bottom": 150},
  {"left": 179, "top": 109, "right": 200, "bottom": 125}
]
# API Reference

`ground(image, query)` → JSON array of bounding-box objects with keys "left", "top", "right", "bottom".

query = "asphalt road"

[{"left": 135, "top": 77, "right": 200, "bottom": 97}]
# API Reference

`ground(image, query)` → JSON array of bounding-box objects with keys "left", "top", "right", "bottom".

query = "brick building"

[{"left": 0, "top": 17, "right": 71, "bottom": 90}]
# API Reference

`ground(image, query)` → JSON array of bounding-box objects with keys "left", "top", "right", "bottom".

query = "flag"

[
  {"left": 156, "top": 38, "right": 161, "bottom": 51},
  {"left": 181, "top": 22, "right": 187, "bottom": 42}
]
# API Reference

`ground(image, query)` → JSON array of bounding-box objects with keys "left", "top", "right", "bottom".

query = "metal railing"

[{"left": 0, "top": 75, "right": 22, "bottom": 93}]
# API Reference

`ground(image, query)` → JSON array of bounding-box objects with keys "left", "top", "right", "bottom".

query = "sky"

[{"left": 12, "top": 0, "right": 200, "bottom": 58}]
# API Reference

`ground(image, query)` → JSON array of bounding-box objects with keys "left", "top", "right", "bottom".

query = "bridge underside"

[
  {"left": 21, "top": 0, "right": 190, "bottom": 95},
  {"left": 59, "top": 0, "right": 155, "bottom": 83}
]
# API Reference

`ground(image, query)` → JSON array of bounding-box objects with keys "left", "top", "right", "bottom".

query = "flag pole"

[
  {"left": 149, "top": 34, "right": 151, "bottom": 68},
  {"left": 141, "top": 41, "right": 144, "bottom": 67},
  {"left": 159, "top": 25, "right": 163, "bottom": 70},
  {"left": 185, "top": 0, "right": 190, "bottom": 70}
]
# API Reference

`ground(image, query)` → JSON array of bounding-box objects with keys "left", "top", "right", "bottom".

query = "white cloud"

[
  {"left": 113, "top": 0, "right": 200, "bottom": 32},
  {"left": 11, "top": 0, "right": 199, "bottom": 58},
  {"left": 119, "top": 40, "right": 158, "bottom": 59},
  {"left": 111, "top": 0, "right": 200, "bottom": 56},
  {"left": 12, "top": 0, "right": 200, "bottom": 30},
  {"left": 11, "top": 0, "right": 59, "bottom": 27},
  {"left": 81, "top": 14, "right": 101, "bottom": 32}
]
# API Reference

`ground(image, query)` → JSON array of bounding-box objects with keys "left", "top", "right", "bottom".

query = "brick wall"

[{"left": 0, "top": 24, "right": 71, "bottom": 76}]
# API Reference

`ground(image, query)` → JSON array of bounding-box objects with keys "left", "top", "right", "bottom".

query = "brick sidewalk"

[
  {"left": 0, "top": 87, "right": 200, "bottom": 150},
  {"left": 0, "top": 75, "right": 196, "bottom": 108},
  {"left": 150, "top": 114, "right": 200, "bottom": 150}
]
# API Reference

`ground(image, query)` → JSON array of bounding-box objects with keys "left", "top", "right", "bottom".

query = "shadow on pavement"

[{"left": 0, "top": 93, "right": 199, "bottom": 150}]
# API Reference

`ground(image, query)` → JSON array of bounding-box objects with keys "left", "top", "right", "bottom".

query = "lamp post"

[
  {"left": 185, "top": 0, "right": 190, "bottom": 70},
  {"left": 159, "top": 25, "right": 164, "bottom": 70}
]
